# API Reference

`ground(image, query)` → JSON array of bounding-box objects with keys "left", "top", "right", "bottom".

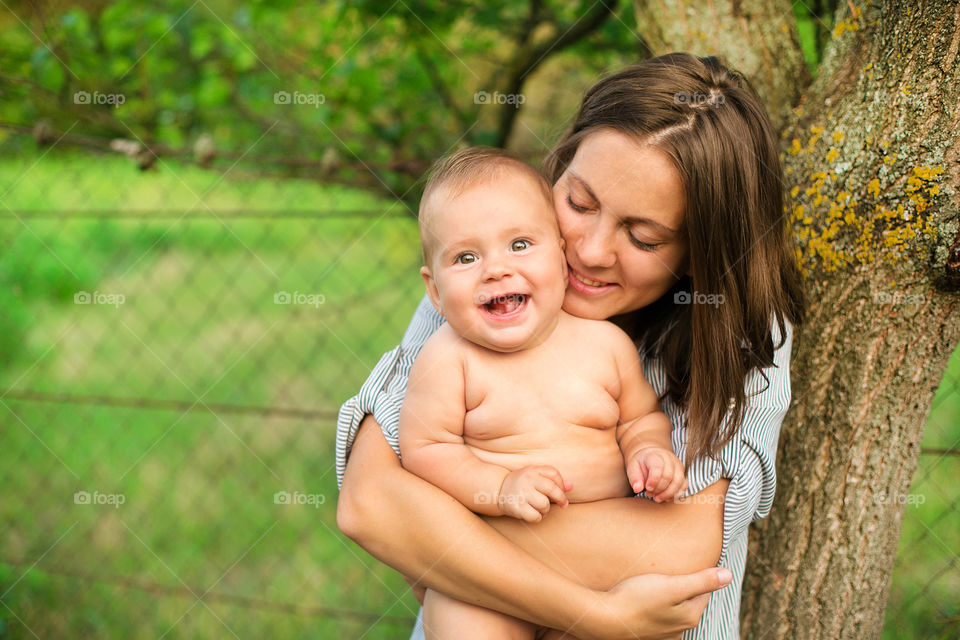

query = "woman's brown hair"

[{"left": 544, "top": 52, "right": 805, "bottom": 464}]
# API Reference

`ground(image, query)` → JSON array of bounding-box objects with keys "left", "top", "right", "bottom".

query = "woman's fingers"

[
  {"left": 600, "top": 568, "right": 732, "bottom": 638},
  {"left": 668, "top": 567, "right": 733, "bottom": 604}
]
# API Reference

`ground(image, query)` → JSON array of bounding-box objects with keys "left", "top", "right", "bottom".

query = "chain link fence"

[{"left": 0, "top": 127, "right": 957, "bottom": 639}]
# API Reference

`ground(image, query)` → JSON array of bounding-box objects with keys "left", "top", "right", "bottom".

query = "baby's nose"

[{"left": 482, "top": 259, "right": 512, "bottom": 280}]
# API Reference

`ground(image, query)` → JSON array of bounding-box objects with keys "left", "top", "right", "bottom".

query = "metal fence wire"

[{"left": 0, "top": 128, "right": 957, "bottom": 639}]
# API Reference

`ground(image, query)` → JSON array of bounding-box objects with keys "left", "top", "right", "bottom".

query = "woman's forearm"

[
  {"left": 484, "top": 480, "right": 729, "bottom": 590},
  {"left": 337, "top": 416, "right": 603, "bottom": 634}
]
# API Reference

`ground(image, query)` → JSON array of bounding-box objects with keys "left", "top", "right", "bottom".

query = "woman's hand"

[
  {"left": 339, "top": 416, "right": 728, "bottom": 637},
  {"left": 581, "top": 568, "right": 732, "bottom": 640}
]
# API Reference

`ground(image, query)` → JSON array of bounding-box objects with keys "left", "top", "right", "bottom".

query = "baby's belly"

[{"left": 466, "top": 428, "right": 632, "bottom": 503}]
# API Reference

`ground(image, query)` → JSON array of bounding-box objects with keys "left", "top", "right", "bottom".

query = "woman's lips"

[{"left": 568, "top": 266, "right": 616, "bottom": 296}]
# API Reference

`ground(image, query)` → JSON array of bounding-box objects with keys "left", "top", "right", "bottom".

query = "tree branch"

[{"left": 494, "top": 0, "right": 619, "bottom": 147}]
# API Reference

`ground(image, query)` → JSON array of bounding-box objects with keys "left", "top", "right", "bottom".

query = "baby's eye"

[
  {"left": 455, "top": 252, "right": 478, "bottom": 264},
  {"left": 510, "top": 239, "right": 531, "bottom": 252}
]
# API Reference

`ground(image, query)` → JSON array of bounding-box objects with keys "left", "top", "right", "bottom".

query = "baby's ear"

[{"left": 420, "top": 266, "right": 443, "bottom": 315}]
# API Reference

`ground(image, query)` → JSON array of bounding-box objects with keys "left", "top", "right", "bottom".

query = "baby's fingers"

[
  {"left": 656, "top": 468, "right": 687, "bottom": 502},
  {"left": 626, "top": 457, "right": 646, "bottom": 494},
  {"left": 651, "top": 462, "right": 675, "bottom": 498},
  {"left": 517, "top": 503, "right": 544, "bottom": 523},
  {"left": 535, "top": 475, "right": 569, "bottom": 508},
  {"left": 643, "top": 454, "right": 664, "bottom": 493},
  {"left": 536, "top": 466, "right": 572, "bottom": 494}
]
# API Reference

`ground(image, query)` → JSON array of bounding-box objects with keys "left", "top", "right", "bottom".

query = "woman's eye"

[
  {"left": 455, "top": 252, "right": 477, "bottom": 264},
  {"left": 510, "top": 239, "right": 530, "bottom": 251},
  {"left": 566, "top": 195, "right": 591, "bottom": 213},
  {"left": 628, "top": 233, "right": 659, "bottom": 251}
]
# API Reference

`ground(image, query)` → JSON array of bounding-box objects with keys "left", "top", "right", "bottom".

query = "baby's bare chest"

[{"left": 462, "top": 352, "right": 621, "bottom": 440}]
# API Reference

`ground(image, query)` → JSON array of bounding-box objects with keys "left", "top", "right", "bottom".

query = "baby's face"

[{"left": 421, "top": 172, "right": 568, "bottom": 353}]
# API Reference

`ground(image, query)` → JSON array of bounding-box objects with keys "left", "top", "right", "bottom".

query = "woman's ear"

[{"left": 420, "top": 266, "right": 443, "bottom": 315}]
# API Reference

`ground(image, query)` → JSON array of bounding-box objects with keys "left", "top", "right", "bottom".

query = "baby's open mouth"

[{"left": 483, "top": 293, "right": 527, "bottom": 316}]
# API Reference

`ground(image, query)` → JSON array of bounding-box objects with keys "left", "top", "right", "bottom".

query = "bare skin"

[
  {"left": 339, "top": 130, "right": 742, "bottom": 638},
  {"left": 339, "top": 416, "right": 731, "bottom": 640}
]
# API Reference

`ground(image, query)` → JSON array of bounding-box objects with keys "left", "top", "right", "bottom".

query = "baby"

[{"left": 398, "top": 147, "right": 686, "bottom": 639}]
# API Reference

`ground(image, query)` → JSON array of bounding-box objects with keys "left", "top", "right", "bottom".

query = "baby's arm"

[
  {"left": 398, "top": 327, "right": 569, "bottom": 523},
  {"left": 608, "top": 327, "right": 687, "bottom": 502}
]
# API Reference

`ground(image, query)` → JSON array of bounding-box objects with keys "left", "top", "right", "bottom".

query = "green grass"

[
  {"left": 0, "top": 146, "right": 957, "bottom": 638},
  {"left": 0, "top": 147, "right": 423, "bottom": 638},
  {"left": 882, "top": 348, "right": 960, "bottom": 639}
]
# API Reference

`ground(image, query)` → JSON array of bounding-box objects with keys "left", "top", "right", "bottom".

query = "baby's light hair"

[{"left": 418, "top": 147, "right": 554, "bottom": 266}]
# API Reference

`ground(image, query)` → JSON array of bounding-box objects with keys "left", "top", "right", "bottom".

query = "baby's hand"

[
  {"left": 625, "top": 446, "right": 687, "bottom": 502},
  {"left": 497, "top": 465, "right": 572, "bottom": 523}
]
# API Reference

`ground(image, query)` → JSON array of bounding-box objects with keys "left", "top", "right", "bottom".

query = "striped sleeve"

[
  {"left": 645, "top": 319, "right": 792, "bottom": 533},
  {"left": 644, "top": 318, "right": 794, "bottom": 640},
  {"left": 335, "top": 294, "right": 444, "bottom": 489}
]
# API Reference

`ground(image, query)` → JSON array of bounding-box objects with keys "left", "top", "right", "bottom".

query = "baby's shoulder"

[
  {"left": 420, "top": 322, "right": 462, "bottom": 353},
  {"left": 419, "top": 322, "right": 479, "bottom": 363},
  {"left": 559, "top": 312, "right": 635, "bottom": 350},
  {"left": 410, "top": 323, "right": 466, "bottom": 377}
]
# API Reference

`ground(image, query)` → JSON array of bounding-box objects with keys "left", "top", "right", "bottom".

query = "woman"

[{"left": 336, "top": 53, "right": 805, "bottom": 639}]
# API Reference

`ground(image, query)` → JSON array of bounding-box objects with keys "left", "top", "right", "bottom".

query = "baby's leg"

[{"left": 423, "top": 588, "right": 536, "bottom": 640}]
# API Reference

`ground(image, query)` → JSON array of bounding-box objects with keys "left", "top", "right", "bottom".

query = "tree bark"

[
  {"left": 634, "top": 1, "right": 960, "bottom": 638},
  {"left": 633, "top": 0, "right": 810, "bottom": 131}
]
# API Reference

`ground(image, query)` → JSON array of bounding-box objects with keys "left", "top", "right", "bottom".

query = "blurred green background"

[{"left": 0, "top": 1, "right": 956, "bottom": 638}]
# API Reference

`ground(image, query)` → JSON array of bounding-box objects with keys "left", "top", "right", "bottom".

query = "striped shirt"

[{"left": 336, "top": 294, "right": 793, "bottom": 640}]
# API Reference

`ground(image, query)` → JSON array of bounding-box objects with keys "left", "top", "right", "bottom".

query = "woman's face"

[{"left": 553, "top": 128, "right": 689, "bottom": 320}]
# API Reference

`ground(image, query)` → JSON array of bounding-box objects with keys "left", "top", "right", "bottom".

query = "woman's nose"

[{"left": 574, "top": 219, "right": 616, "bottom": 269}]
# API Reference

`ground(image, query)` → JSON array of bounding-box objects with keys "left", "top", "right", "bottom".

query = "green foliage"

[{"left": 0, "top": 1, "right": 641, "bottom": 194}]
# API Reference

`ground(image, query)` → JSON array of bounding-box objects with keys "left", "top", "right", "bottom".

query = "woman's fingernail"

[{"left": 717, "top": 568, "right": 732, "bottom": 584}]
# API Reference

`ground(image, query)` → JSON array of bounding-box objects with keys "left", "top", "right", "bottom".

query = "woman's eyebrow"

[{"left": 568, "top": 171, "right": 678, "bottom": 235}]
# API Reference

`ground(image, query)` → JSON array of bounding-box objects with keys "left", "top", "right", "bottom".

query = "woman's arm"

[
  {"left": 484, "top": 479, "right": 728, "bottom": 590},
  {"left": 337, "top": 415, "right": 732, "bottom": 639}
]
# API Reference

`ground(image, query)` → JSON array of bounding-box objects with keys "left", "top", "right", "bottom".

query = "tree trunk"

[
  {"left": 633, "top": 0, "right": 810, "bottom": 131},
  {"left": 634, "top": 1, "right": 960, "bottom": 637}
]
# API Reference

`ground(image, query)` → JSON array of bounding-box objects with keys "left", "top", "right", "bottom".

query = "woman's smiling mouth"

[{"left": 567, "top": 265, "right": 616, "bottom": 295}]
